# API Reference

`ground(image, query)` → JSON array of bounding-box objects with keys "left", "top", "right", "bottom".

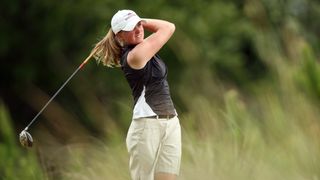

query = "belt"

[{"left": 146, "top": 115, "right": 176, "bottom": 119}]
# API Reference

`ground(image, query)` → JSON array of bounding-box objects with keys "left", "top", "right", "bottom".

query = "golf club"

[{"left": 19, "top": 56, "right": 92, "bottom": 148}]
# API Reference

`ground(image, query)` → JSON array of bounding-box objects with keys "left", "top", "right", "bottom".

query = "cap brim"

[{"left": 122, "top": 16, "right": 142, "bottom": 31}]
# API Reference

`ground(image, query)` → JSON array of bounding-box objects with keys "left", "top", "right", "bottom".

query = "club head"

[{"left": 19, "top": 130, "right": 33, "bottom": 148}]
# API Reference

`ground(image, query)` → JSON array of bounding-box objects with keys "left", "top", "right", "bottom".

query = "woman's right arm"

[{"left": 127, "top": 19, "right": 175, "bottom": 69}]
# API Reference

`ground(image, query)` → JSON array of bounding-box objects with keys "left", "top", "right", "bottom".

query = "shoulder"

[
  {"left": 121, "top": 45, "right": 149, "bottom": 72},
  {"left": 120, "top": 45, "right": 135, "bottom": 66}
]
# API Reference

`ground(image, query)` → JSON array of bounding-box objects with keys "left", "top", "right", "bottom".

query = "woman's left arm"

[{"left": 127, "top": 19, "right": 175, "bottom": 69}]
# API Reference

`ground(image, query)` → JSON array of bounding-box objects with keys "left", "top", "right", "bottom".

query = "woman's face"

[{"left": 117, "top": 21, "right": 144, "bottom": 45}]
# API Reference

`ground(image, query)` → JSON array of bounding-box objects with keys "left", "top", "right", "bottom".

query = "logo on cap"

[{"left": 125, "top": 13, "right": 136, "bottom": 20}]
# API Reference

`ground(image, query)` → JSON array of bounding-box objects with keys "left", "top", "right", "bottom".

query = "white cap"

[{"left": 111, "top": 10, "right": 142, "bottom": 34}]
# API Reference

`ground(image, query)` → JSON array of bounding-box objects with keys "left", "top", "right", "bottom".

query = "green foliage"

[
  {"left": 0, "top": 101, "right": 45, "bottom": 179},
  {"left": 295, "top": 45, "right": 320, "bottom": 101},
  {"left": 1, "top": 0, "right": 320, "bottom": 179}
]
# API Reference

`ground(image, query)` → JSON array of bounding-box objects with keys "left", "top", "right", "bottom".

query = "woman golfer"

[{"left": 88, "top": 10, "right": 181, "bottom": 180}]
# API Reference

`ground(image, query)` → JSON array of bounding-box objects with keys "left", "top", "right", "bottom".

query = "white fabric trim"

[{"left": 133, "top": 86, "right": 157, "bottom": 119}]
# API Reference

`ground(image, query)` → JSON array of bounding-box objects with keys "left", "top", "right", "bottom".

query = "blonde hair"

[{"left": 86, "top": 28, "right": 122, "bottom": 67}]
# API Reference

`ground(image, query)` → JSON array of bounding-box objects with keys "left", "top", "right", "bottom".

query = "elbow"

[
  {"left": 170, "top": 22, "right": 175, "bottom": 33},
  {"left": 168, "top": 22, "right": 175, "bottom": 35}
]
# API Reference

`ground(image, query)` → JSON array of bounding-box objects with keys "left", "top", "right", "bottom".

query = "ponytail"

[{"left": 86, "top": 29, "right": 122, "bottom": 67}]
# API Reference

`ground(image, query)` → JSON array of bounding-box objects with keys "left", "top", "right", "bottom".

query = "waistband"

[{"left": 145, "top": 115, "right": 176, "bottom": 120}]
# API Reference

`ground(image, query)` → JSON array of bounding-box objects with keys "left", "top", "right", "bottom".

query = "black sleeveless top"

[{"left": 120, "top": 45, "right": 177, "bottom": 117}]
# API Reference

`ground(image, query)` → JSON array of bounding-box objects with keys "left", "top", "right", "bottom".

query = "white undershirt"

[{"left": 132, "top": 86, "right": 157, "bottom": 119}]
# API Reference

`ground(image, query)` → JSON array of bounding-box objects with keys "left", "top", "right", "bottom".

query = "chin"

[{"left": 136, "top": 39, "right": 144, "bottom": 44}]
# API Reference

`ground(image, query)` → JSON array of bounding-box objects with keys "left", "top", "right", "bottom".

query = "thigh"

[
  {"left": 156, "top": 117, "right": 182, "bottom": 175},
  {"left": 126, "top": 118, "right": 147, "bottom": 153},
  {"left": 138, "top": 118, "right": 163, "bottom": 169},
  {"left": 126, "top": 118, "right": 164, "bottom": 179}
]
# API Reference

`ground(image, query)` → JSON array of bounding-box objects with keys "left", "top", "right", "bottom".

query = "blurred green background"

[{"left": 1, "top": 0, "right": 320, "bottom": 179}]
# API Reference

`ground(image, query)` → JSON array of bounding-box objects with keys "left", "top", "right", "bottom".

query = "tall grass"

[
  {"left": 2, "top": 5, "right": 320, "bottom": 179},
  {"left": 6, "top": 74, "right": 317, "bottom": 180},
  {"left": 2, "top": 46, "right": 320, "bottom": 179},
  {"left": 17, "top": 81, "right": 318, "bottom": 180},
  {"left": 179, "top": 89, "right": 320, "bottom": 180},
  {"left": 0, "top": 102, "right": 45, "bottom": 179},
  {"left": 43, "top": 43, "right": 320, "bottom": 179}
]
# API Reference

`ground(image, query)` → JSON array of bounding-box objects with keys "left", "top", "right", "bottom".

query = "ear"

[{"left": 115, "top": 33, "right": 125, "bottom": 46}]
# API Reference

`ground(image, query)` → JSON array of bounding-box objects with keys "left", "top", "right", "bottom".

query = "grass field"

[
  {"left": 1, "top": 40, "right": 320, "bottom": 180},
  {"left": 1, "top": 78, "right": 320, "bottom": 179}
]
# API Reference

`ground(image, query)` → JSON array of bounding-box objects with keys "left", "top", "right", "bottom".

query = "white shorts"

[{"left": 126, "top": 116, "right": 181, "bottom": 180}]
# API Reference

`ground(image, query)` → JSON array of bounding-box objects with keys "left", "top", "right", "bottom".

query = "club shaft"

[{"left": 25, "top": 63, "right": 85, "bottom": 130}]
